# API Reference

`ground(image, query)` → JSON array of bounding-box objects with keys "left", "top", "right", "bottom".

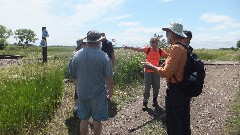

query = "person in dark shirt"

[
  {"left": 100, "top": 33, "right": 115, "bottom": 71},
  {"left": 183, "top": 30, "right": 197, "bottom": 59}
]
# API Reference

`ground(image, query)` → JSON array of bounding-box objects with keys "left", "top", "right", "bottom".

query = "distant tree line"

[
  {"left": 1, "top": 24, "right": 240, "bottom": 50},
  {"left": 0, "top": 24, "right": 38, "bottom": 50}
]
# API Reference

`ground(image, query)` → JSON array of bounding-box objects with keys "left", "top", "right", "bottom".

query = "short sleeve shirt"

[
  {"left": 144, "top": 47, "right": 167, "bottom": 72},
  {"left": 70, "top": 47, "right": 113, "bottom": 100}
]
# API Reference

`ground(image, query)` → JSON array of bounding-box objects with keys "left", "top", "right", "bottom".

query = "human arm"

[
  {"left": 143, "top": 45, "right": 184, "bottom": 78},
  {"left": 111, "top": 52, "right": 115, "bottom": 70},
  {"left": 106, "top": 76, "right": 113, "bottom": 99},
  {"left": 69, "top": 57, "right": 76, "bottom": 79},
  {"left": 160, "top": 48, "right": 168, "bottom": 58},
  {"left": 104, "top": 54, "right": 114, "bottom": 99}
]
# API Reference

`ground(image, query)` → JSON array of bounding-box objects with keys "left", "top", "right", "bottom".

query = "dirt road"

[{"left": 2, "top": 60, "right": 230, "bottom": 134}]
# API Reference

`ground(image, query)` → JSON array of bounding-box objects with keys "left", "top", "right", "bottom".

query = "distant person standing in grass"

[
  {"left": 182, "top": 30, "right": 197, "bottom": 59},
  {"left": 124, "top": 35, "right": 167, "bottom": 111},
  {"left": 70, "top": 30, "right": 113, "bottom": 135}
]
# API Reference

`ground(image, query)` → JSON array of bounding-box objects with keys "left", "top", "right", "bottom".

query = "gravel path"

[
  {"left": 101, "top": 65, "right": 240, "bottom": 134},
  {"left": 40, "top": 64, "right": 240, "bottom": 135}
]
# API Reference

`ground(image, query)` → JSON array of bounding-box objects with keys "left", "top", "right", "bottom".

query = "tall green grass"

[
  {"left": 225, "top": 84, "right": 240, "bottom": 134},
  {"left": 0, "top": 61, "right": 66, "bottom": 134}
]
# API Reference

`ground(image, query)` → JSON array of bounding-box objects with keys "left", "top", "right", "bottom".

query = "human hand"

[{"left": 141, "top": 62, "right": 154, "bottom": 70}]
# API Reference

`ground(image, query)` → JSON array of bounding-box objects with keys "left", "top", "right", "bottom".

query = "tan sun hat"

[
  {"left": 76, "top": 37, "right": 86, "bottom": 46},
  {"left": 86, "top": 30, "right": 104, "bottom": 42},
  {"left": 162, "top": 22, "right": 186, "bottom": 37},
  {"left": 76, "top": 37, "right": 87, "bottom": 50}
]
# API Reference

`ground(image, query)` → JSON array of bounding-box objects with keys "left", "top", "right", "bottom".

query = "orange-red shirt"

[
  {"left": 156, "top": 44, "right": 187, "bottom": 83},
  {"left": 144, "top": 47, "right": 167, "bottom": 72}
]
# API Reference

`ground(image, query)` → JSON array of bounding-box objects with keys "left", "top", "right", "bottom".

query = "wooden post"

[{"left": 42, "top": 27, "right": 47, "bottom": 63}]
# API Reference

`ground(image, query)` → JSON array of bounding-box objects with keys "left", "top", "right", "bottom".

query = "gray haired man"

[{"left": 70, "top": 30, "right": 113, "bottom": 135}]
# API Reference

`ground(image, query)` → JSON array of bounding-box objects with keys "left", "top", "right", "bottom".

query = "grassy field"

[
  {"left": 0, "top": 46, "right": 71, "bottom": 134},
  {"left": 194, "top": 49, "right": 240, "bottom": 61},
  {"left": 0, "top": 46, "right": 239, "bottom": 134},
  {"left": 225, "top": 85, "right": 240, "bottom": 134}
]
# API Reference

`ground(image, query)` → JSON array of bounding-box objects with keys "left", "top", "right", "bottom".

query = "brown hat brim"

[{"left": 162, "top": 28, "right": 171, "bottom": 31}]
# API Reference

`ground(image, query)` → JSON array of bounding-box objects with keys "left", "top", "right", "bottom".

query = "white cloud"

[
  {"left": 212, "top": 25, "right": 227, "bottom": 30},
  {"left": 190, "top": 30, "right": 240, "bottom": 49},
  {"left": 0, "top": 0, "right": 125, "bottom": 45},
  {"left": 118, "top": 21, "right": 140, "bottom": 27},
  {"left": 102, "top": 13, "right": 133, "bottom": 22},
  {"left": 114, "top": 26, "right": 165, "bottom": 47},
  {"left": 113, "top": 14, "right": 133, "bottom": 20},
  {"left": 200, "top": 13, "right": 240, "bottom": 30},
  {"left": 200, "top": 13, "right": 231, "bottom": 23},
  {"left": 124, "top": 27, "right": 163, "bottom": 34},
  {"left": 159, "top": 0, "right": 173, "bottom": 3}
]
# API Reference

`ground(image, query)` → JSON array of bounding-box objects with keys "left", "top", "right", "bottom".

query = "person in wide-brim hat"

[
  {"left": 143, "top": 22, "right": 192, "bottom": 135},
  {"left": 76, "top": 37, "right": 87, "bottom": 51},
  {"left": 70, "top": 30, "right": 113, "bottom": 135},
  {"left": 162, "top": 22, "right": 186, "bottom": 38},
  {"left": 85, "top": 30, "right": 104, "bottom": 43}
]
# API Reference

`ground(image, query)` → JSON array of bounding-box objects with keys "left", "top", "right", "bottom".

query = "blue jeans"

[{"left": 165, "top": 84, "right": 191, "bottom": 135}]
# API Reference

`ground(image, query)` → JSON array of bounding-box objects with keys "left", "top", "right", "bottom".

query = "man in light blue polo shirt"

[{"left": 70, "top": 30, "right": 113, "bottom": 135}]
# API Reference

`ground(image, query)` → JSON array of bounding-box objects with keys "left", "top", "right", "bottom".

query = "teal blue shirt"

[{"left": 70, "top": 47, "right": 113, "bottom": 100}]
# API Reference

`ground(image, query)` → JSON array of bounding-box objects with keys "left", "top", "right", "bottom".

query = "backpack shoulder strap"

[
  {"left": 158, "top": 48, "right": 162, "bottom": 57},
  {"left": 175, "top": 42, "right": 187, "bottom": 50},
  {"left": 172, "top": 42, "right": 187, "bottom": 84},
  {"left": 146, "top": 47, "right": 151, "bottom": 55}
]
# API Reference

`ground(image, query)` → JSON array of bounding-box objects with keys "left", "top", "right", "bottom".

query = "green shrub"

[{"left": 114, "top": 49, "right": 145, "bottom": 88}]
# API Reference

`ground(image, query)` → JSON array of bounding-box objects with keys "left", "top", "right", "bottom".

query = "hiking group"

[{"left": 68, "top": 22, "right": 205, "bottom": 135}]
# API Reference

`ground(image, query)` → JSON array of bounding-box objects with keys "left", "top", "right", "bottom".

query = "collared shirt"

[
  {"left": 101, "top": 40, "right": 114, "bottom": 59},
  {"left": 144, "top": 47, "right": 167, "bottom": 72},
  {"left": 156, "top": 44, "right": 187, "bottom": 83},
  {"left": 70, "top": 47, "right": 113, "bottom": 100}
]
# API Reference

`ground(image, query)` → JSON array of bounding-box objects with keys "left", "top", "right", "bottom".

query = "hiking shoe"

[
  {"left": 142, "top": 102, "right": 148, "bottom": 111},
  {"left": 152, "top": 97, "right": 158, "bottom": 107}
]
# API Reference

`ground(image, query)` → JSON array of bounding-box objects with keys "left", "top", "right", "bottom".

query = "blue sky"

[{"left": 0, "top": 0, "right": 240, "bottom": 49}]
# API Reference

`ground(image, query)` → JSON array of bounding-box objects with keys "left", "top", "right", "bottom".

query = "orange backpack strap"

[
  {"left": 147, "top": 47, "right": 151, "bottom": 55},
  {"left": 158, "top": 48, "right": 161, "bottom": 57}
]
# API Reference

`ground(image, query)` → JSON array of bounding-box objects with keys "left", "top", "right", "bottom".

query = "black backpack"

[
  {"left": 173, "top": 43, "right": 206, "bottom": 97},
  {"left": 146, "top": 47, "right": 162, "bottom": 65}
]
